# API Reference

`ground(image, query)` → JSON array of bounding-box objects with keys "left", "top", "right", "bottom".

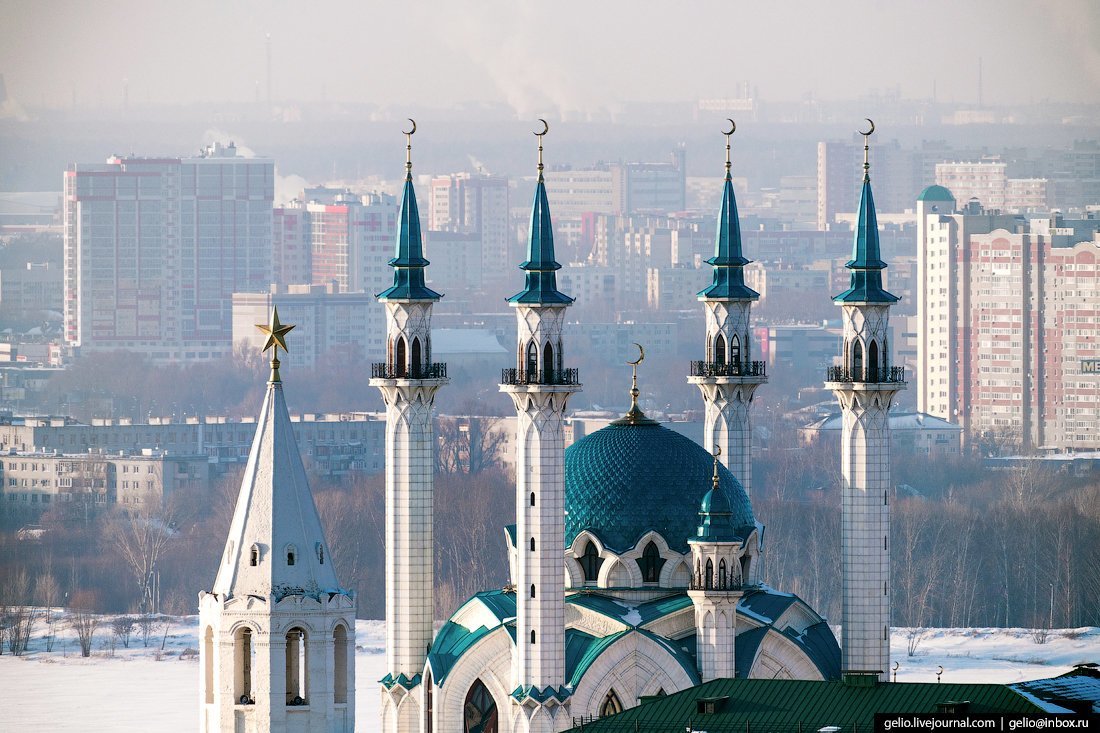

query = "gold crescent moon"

[
  {"left": 534, "top": 118, "right": 549, "bottom": 136},
  {"left": 723, "top": 119, "right": 736, "bottom": 135},
  {"left": 859, "top": 117, "right": 875, "bottom": 136},
  {"left": 713, "top": 444, "right": 722, "bottom": 457},
  {"left": 403, "top": 118, "right": 416, "bottom": 135},
  {"left": 626, "top": 342, "right": 645, "bottom": 366}
]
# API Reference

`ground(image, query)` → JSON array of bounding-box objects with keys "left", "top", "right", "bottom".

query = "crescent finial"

[
  {"left": 713, "top": 444, "right": 722, "bottom": 458},
  {"left": 859, "top": 117, "right": 875, "bottom": 136},
  {"left": 403, "top": 118, "right": 417, "bottom": 136},
  {"left": 534, "top": 118, "right": 549, "bottom": 137},
  {"left": 723, "top": 119, "right": 736, "bottom": 136},
  {"left": 626, "top": 342, "right": 645, "bottom": 366}
]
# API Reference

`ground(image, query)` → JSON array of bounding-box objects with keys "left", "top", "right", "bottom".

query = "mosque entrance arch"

[{"left": 463, "top": 678, "right": 498, "bottom": 733}]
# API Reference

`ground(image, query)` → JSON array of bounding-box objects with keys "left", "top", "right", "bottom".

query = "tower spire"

[
  {"left": 835, "top": 119, "right": 899, "bottom": 305},
  {"left": 508, "top": 118, "right": 571, "bottom": 305},
  {"left": 378, "top": 119, "right": 440, "bottom": 302},
  {"left": 255, "top": 306, "right": 294, "bottom": 383},
  {"left": 699, "top": 120, "right": 757, "bottom": 301}
]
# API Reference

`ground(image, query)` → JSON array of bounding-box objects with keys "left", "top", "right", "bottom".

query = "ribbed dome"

[{"left": 565, "top": 422, "right": 755, "bottom": 553}]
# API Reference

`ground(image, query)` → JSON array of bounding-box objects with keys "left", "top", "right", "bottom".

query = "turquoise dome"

[
  {"left": 917, "top": 184, "right": 955, "bottom": 202},
  {"left": 565, "top": 421, "right": 755, "bottom": 553}
]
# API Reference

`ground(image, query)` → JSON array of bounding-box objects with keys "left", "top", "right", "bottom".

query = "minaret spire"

[
  {"left": 826, "top": 118, "right": 905, "bottom": 683},
  {"left": 373, "top": 120, "right": 448, "bottom": 731},
  {"left": 689, "top": 120, "right": 766, "bottom": 498},
  {"left": 500, "top": 120, "right": 581, "bottom": 732}
]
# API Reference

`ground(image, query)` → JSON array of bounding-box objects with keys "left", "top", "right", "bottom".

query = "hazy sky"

[{"left": 2, "top": 0, "right": 1098, "bottom": 114}]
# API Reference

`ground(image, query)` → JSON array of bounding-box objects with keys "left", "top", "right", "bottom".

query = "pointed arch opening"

[
  {"left": 705, "top": 558, "right": 714, "bottom": 590},
  {"left": 714, "top": 333, "right": 726, "bottom": 365},
  {"left": 463, "top": 679, "right": 498, "bottom": 733},
  {"left": 412, "top": 337, "right": 422, "bottom": 377},
  {"left": 285, "top": 627, "right": 308, "bottom": 705},
  {"left": 730, "top": 333, "right": 741, "bottom": 365},
  {"left": 234, "top": 626, "right": 255, "bottom": 704},
  {"left": 529, "top": 537, "right": 535, "bottom": 552},
  {"left": 556, "top": 338, "right": 564, "bottom": 372},
  {"left": 333, "top": 624, "right": 348, "bottom": 704},
  {"left": 637, "top": 541, "right": 666, "bottom": 584},
  {"left": 719, "top": 558, "right": 728, "bottom": 589},
  {"left": 868, "top": 339, "right": 879, "bottom": 379},
  {"left": 286, "top": 544, "right": 296, "bottom": 566},
  {"left": 740, "top": 554, "right": 751, "bottom": 586},
  {"left": 851, "top": 339, "right": 864, "bottom": 379},
  {"left": 530, "top": 492, "right": 535, "bottom": 507},
  {"left": 525, "top": 340, "right": 538, "bottom": 378},
  {"left": 203, "top": 626, "right": 214, "bottom": 704},
  {"left": 579, "top": 541, "right": 603, "bottom": 583},
  {"left": 600, "top": 689, "right": 624, "bottom": 717},
  {"left": 425, "top": 670, "right": 434, "bottom": 733},
  {"left": 530, "top": 584, "right": 536, "bottom": 598},
  {"left": 249, "top": 544, "right": 259, "bottom": 567},
  {"left": 395, "top": 336, "right": 407, "bottom": 378},
  {"left": 543, "top": 341, "right": 554, "bottom": 381}
]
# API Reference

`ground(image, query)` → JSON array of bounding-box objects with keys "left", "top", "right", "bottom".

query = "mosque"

[{"left": 197, "top": 118, "right": 903, "bottom": 733}]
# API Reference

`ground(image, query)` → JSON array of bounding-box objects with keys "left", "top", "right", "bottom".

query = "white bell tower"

[{"left": 198, "top": 307, "right": 356, "bottom": 733}]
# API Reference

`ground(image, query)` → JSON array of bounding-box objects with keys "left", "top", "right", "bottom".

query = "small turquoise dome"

[
  {"left": 693, "top": 484, "right": 747, "bottom": 543},
  {"left": 565, "top": 421, "right": 755, "bottom": 553},
  {"left": 917, "top": 184, "right": 955, "bottom": 202}
]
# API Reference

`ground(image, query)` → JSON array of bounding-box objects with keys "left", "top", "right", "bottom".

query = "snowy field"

[{"left": 0, "top": 615, "right": 1097, "bottom": 732}]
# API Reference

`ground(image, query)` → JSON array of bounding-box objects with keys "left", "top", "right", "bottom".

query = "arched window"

[
  {"left": 316, "top": 542, "right": 324, "bottom": 565},
  {"left": 852, "top": 339, "right": 863, "bottom": 378},
  {"left": 543, "top": 341, "right": 554, "bottom": 381},
  {"left": 868, "top": 339, "right": 879, "bottom": 379},
  {"left": 530, "top": 492, "right": 535, "bottom": 507},
  {"left": 730, "top": 334, "right": 741, "bottom": 365},
  {"left": 463, "top": 679, "right": 498, "bottom": 733},
  {"left": 580, "top": 541, "right": 603, "bottom": 582},
  {"left": 714, "top": 334, "right": 726, "bottom": 364},
  {"left": 285, "top": 627, "right": 308, "bottom": 705},
  {"left": 718, "top": 559, "right": 727, "bottom": 589},
  {"left": 249, "top": 544, "right": 259, "bottom": 567},
  {"left": 525, "top": 341, "right": 538, "bottom": 377},
  {"left": 286, "top": 545, "right": 296, "bottom": 566},
  {"left": 425, "top": 670, "right": 434, "bottom": 733},
  {"left": 600, "top": 690, "right": 624, "bottom": 717},
  {"left": 395, "top": 337, "right": 407, "bottom": 378},
  {"left": 637, "top": 541, "right": 665, "bottom": 584},
  {"left": 705, "top": 558, "right": 714, "bottom": 590},
  {"left": 411, "top": 337, "right": 422, "bottom": 377},
  {"left": 529, "top": 537, "right": 535, "bottom": 552},
  {"left": 204, "top": 626, "right": 214, "bottom": 704},
  {"left": 740, "top": 554, "right": 751, "bottom": 585},
  {"left": 530, "top": 584, "right": 536, "bottom": 598},
  {"left": 234, "top": 627, "right": 254, "bottom": 704},
  {"left": 333, "top": 624, "right": 348, "bottom": 704},
  {"left": 531, "top": 630, "right": 536, "bottom": 644}
]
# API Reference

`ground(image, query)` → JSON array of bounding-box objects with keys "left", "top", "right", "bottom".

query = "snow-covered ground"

[{"left": 0, "top": 615, "right": 1097, "bottom": 732}]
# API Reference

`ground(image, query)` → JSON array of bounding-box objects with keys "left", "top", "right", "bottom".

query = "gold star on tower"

[{"left": 256, "top": 306, "right": 295, "bottom": 382}]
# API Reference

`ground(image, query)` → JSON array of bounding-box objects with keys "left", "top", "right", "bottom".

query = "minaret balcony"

[
  {"left": 501, "top": 367, "right": 580, "bottom": 386},
  {"left": 825, "top": 365, "right": 905, "bottom": 384},
  {"left": 370, "top": 362, "right": 448, "bottom": 380},
  {"left": 690, "top": 575, "right": 747, "bottom": 592},
  {"left": 689, "top": 360, "right": 766, "bottom": 378}
]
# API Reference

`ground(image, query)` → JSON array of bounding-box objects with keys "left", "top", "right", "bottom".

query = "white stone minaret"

[
  {"left": 199, "top": 307, "right": 356, "bottom": 733},
  {"left": 687, "top": 449, "right": 761, "bottom": 682},
  {"left": 370, "top": 122, "right": 447, "bottom": 733},
  {"left": 499, "top": 121, "right": 580, "bottom": 732},
  {"left": 825, "top": 121, "right": 905, "bottom": 682},
  {"left": 688, "top": 122, "right": 766, "bottom": 498}
]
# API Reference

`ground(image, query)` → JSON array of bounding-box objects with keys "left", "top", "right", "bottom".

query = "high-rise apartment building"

[
  {"left": 272, "top": 203, "right": 311, "bottom": 287},
  {"left": 917, "top": 187, "right": 1100, "bottom": 452},
  {"left": 428, "top": 173, "right": 510, "bottom": 289},
  {"left": 935, "top": 160, "right": 1050, "bottom": 212},
  {"left": 817, "top": 139, "right": 920, "bottom": 230},
  {"left": 306, "top": 191, "right": 397, "bottom": 296},
  {"left": 63, "top": 143, "right": 273, "bottom": 360}
]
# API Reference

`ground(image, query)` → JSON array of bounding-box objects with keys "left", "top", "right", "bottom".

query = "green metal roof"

[
  {"left": 567, "top": 592, "right": 694, "bottom": 628},
  {"left": 699, "top": 175, "right": 759, "bottom": 301},
  {"left": 426, "top": 589, "right": 515, "bottom": 685},
  {"left": 834, "top": 177, "right": 900, "bottom": 305},
  {"left": 565, "top": 678, "right": 1046, "bottom": 731},
  {"left": 565, "top": 421, "right": 755, "bottom": 553},
  {"left": 377, "top": 177, "right": 442, "bottom": 301},
  {"left": 917, "top": 184, "right": 955, "bottom": 202},
  {"left": 508, "top": 177, "right": 573, "bottom": 305},
  {"left": 567, "top": 628, "right": 701, "bottom": 690}
]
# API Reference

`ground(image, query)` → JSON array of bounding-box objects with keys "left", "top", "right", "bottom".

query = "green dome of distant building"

[
  {"left": 564, "top": 421, "right": 755, "bottom": 553},
  {"left": 917, "top": 184, "right": 955, "bottom": 202}
]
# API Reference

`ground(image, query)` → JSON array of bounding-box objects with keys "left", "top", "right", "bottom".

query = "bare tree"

[
  {"left": 35, "top": 567, "right": 61, "bottom": 652},
  {"left": 112, "top": 616, "right": 135, "bottom": 649},
  {"left": 68, "top": 592, "right": 99, "bottom": 658},
  {"left": 106, "top": 498, "right": 179, "bottom": 615}
]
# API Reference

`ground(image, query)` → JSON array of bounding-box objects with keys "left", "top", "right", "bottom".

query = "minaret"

[
  {"left": 369, "top": 120, "right": 447, "bottom": 731},
  {"left": 198, "top": 307, "right": 356, "bottom": 733},
  {"left": 688, "top": 120, "right": 767, "bottom": 498},
  {"left": 687, "top": 448, "right": 759, "bottom": 682},
  {"left": 824, "top": 120, "right": 905, "bottom": 682},
  {"left": 499, "top": 119, "right": 580, "bottom": 731}
]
